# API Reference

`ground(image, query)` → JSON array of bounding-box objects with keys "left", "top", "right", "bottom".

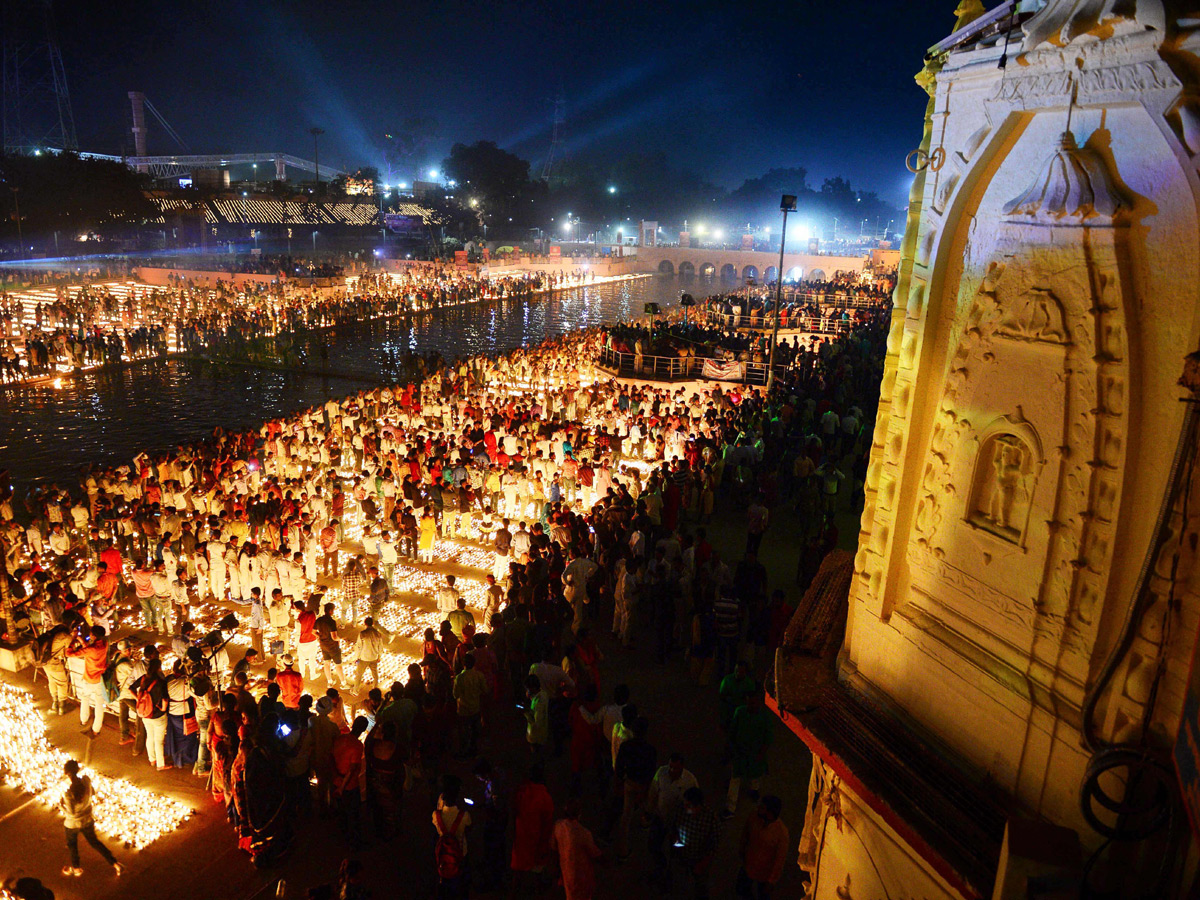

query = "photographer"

[
  {"left": 65, "top": 625, "right": 108, "bottom": 739},
  {"left": 38, "top": 616, "right": 74, "bottom": 716}
]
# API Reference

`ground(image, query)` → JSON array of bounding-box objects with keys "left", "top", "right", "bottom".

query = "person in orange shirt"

[
  {"left": 276, "top": 654, "right": 304, "bottom": 709},
  {"left": 91, "top": 561, "right": 120, "bottom": 605},
  {"left": 736, "top": 795, "right": 790, "bottom": 899},
  {"left": 66, "top": 625, "right": 109, "bottom": 738},
  {"left": 99, "top": 543, "right": 123, "bottom": 575},
  {"left": 131, "top": 562, "right": 158, "bottom": 631}
]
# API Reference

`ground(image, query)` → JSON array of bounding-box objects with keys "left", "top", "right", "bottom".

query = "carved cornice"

[{"left": 992, "top": 56, "right": 1180, "bottom": 108}]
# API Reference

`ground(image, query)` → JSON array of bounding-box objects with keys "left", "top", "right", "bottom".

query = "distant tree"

[
  {"left": 819, "top": 176, "right": 853, "bottom": 199},
  {"left": 442, "top": 141, "right": 543, "bottom": 229},
  {"left": 0, "top": 151, "right": 156, "bottom": 242},
  {"left": 732, "top": 167, "right": 810, "bottom": 202},
  {"left": 813, "top": 177, "right": 899, "bottom": 238},
  {"left": 384, "top": 117, "right": 439, "bottom": 184},
  {"left": 443, "top": 142, "right": 530, "bottom": 204},
  {"left": 548, "top": 151, "right": 725, "bottom": 227},
  {"left": 720, "top": 167, "right": 812, "bottom": 228}
]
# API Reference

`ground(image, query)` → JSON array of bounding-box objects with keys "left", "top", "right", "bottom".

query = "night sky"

[{"left": 49, "top": 0, "right": 955, "bottom": 206}]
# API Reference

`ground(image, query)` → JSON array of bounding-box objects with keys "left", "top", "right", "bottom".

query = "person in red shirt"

[
  {"left": 331, "top": 716, "right": 368, "bottom": 846},
  {"left": 738, "top": 795, "right": 790, "bottom": 896},
  {"left": 66, "top": 626, "right": 108, "bottom": 738},
  {"left": 276, "top": 654, "right": 304, "bottom": 709},
  {"left": 99, "top": 543, "right": 122, "bottom": 575},
  {"left": 320, "top": 522, "right": 339, "bottom": 580},
  {"left": 510, "top": 763, "right": 555, "bottom": 893},
  {"left": 295, "top": 600, "right": 320, "bottom": 681}
]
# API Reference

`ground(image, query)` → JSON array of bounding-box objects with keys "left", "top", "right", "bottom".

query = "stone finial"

[
  {"left": 1021, "top": 0, "right": 1168, "bottom": 51},
  {"left": 954, "top": 0, "right": 987, "bottom": 31},
  {"left": 1001, "top": 132, "right": 1129, "bottom": 224}
]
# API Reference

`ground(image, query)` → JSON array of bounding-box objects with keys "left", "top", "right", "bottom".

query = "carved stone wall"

[
  {"left": 839, "top": 10, "right": 1200, "bottom": 861},
  {"left": 799, "top": 759, "right": 961, "bottom": 900}
]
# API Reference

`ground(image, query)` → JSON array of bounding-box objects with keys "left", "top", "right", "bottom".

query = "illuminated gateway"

[{"left": 773, "top": 1, "right": 1200, "bottom": 896}]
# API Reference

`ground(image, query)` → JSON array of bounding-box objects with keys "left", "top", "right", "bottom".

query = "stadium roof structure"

[{"left": 37, "top": 148, "right": 344, "bottom": 180}]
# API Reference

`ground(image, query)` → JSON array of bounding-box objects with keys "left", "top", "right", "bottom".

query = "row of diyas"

[{"left": 0, "top": 682, "right": 192, "bottom": 849}]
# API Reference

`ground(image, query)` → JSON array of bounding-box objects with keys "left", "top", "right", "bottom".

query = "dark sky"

[{"left": 49, "top": 0, "right": 955, "bottom": 206}]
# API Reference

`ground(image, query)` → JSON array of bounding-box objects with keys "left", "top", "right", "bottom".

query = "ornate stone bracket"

[
  {"left": 1002, "top": 132, "right": 1130, "bottom": 224},
  {"left": 1021, "top": 0, "right": 1168, "bottom": 53}
]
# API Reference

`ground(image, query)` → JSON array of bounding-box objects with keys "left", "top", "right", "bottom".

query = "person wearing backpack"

[
  {"left": 135, "top": 657, "right": 170, "bottom": 770},
  {"left": 432, "top": 777, "right": 471, "bottom": 899},
  {"left": 39, "top": 620, "right": 73, "bottom": 717}
]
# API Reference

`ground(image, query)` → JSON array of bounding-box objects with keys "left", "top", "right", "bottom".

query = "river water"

[{"left": 0, "top": 275, "right": 725, "bottom": 494}]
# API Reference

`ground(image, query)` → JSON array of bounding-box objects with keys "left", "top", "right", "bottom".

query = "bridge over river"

[{"left": 633, "top": 246, "right": 872, "bottom": 282}]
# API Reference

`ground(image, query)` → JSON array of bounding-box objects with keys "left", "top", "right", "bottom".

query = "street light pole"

[
  {"left": 11, "top": 188, "right": 22, "bottom": 250},
  {"left": 767, "top": 194, "right": 797, "bottom": 391},
  {"left": 379, "top": 186, "right": 388, "bottom": 242}
]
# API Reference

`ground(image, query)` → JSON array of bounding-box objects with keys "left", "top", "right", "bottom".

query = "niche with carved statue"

[{"left": 967, "top": 429, "right": 1039, "bottom": 545}]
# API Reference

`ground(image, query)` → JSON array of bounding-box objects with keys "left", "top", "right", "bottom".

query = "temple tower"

[{"left": 775, "top": 2, "right": 1200, "bottom": 896}]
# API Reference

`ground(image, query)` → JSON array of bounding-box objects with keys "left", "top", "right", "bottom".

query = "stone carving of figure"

[
  {"left": 974, "top": 436, "right": 1033, "bottom": 541},
  {"left": 1029, "top": 293, "right": 1066, "bottom": 343},
  {"left": 998, "top": 289, "right": 1068, "bottom": 344},
  {"left": 990, "top": 440, "right": 1027, "bottom": 529}
]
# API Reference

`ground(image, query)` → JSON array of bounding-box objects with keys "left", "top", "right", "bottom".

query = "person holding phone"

[{"left": 522, "top": 674, "right": 549, "bottom": 759}]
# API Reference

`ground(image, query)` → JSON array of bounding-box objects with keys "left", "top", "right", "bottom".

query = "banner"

[
  {"left": 549, "top": 245, "right": 562, "bottom": 258},
  {"left": 702, "top": 359, "right": 745, "bottom": 381},
  {"left": 384, "top": 214, "right": 424, "bottom": 237},
  {"left": 454, "top": 250, "right": 469, "bottom": 268},
  {"left": 741, "top": 233, "right": 754, "bottom": 251}
]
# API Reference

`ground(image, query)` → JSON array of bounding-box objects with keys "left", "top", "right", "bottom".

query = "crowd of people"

[
  {"left": 703, "top": 272, "right": 895, "bottom": 335},
  {"left": 0, "top": 268, "right": 891, "bottom": 897},
  {"left": 602, "top": 301, "right": 890, "bottom": 372},
  {"left": 0, "top": 263, "right": 620, "bottom": 382}
]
